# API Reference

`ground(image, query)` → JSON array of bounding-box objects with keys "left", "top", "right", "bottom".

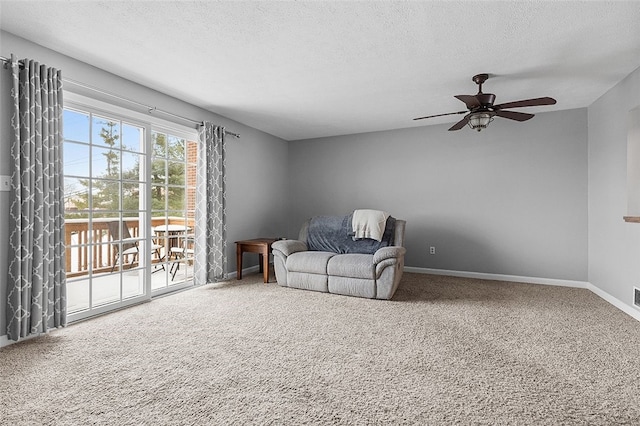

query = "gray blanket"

[{"left": 307, "top": 213, "right": 396, "bottom": 254}]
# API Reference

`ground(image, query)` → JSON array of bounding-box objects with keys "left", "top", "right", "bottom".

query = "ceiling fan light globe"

[{"left": 468, "top": 112, "right": 494, "bottom": 131}]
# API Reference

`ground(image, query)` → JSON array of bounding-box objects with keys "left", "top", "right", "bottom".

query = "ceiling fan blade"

[
  {"left": 495, "top": 110, "right": 535, "bottom": 122},
  {"left": 454, "top": 95, "right": 481, "bottom": 109},
  {"left": 448, "top": 114, "right": 471, "bottom": 131},
  {"left": 493, "top": 97, "right": 556, "bottom": 110},
  {"left": 413, "top": 110, "right": 467, "bottom": 121}
]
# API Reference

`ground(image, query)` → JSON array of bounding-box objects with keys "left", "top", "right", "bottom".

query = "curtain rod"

[{"left": 1, "top": 55, "right": 240, "bottom": 139}]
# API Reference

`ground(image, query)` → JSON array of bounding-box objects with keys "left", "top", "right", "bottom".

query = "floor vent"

[{"left": 635, "top": 287, "right": 640, "bottom": 309}]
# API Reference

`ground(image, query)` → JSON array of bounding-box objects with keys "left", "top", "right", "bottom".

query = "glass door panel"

[
  {"left": 64, "top": 107, "right": 148, "bottom": 320},
  {"left": 150, "top": 130, "right": 197, "bottom": 291}
]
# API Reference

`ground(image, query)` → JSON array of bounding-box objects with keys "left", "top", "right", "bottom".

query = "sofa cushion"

[
  {"left": 328, "top": 276, "right": 376, "bottom": 299},
  {"left": 287, "top": 251, "right": 335, "bottom": 274},
  {"left": 327, "top": 254, "right": 375, "bottom": 279},
  {"left": 287, "top": 271, "right": 329, "bottom": 293}
]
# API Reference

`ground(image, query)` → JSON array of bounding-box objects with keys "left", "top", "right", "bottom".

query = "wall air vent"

[{"left": 635, "top": 287, "right": 640, "bottom": 309}]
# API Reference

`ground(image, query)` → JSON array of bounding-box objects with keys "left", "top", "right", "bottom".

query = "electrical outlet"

[
  {"left": 0, "top": 175, "right": 10, "bottom": 192},
  {"left": 429, "top": 246, "right": 436, "bottom": 255}
]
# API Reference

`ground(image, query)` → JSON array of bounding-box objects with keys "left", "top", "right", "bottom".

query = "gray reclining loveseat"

[{"left": 271, "top": 214, "right": 406, "bottom": 300}]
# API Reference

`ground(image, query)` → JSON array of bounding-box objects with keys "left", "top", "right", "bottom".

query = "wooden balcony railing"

[{"left": 65, "top": 216, "right": 195, "bottom": 278}]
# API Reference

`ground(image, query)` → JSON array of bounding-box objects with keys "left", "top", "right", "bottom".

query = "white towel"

[{"left": 352, "top": 209, "right": 389, "bottom": 242}]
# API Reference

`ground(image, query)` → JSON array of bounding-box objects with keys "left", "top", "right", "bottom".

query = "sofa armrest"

[
  {"left": 373, "top": 246, "right": 406, "bottom": 264},
  {"left": 272, "top": 239, "right": 308, "bottom": 257}
]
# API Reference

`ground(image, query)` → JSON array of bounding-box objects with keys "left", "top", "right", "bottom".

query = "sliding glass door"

[{"left": 63, "top": 99, "right": 198, "bottom": 321}]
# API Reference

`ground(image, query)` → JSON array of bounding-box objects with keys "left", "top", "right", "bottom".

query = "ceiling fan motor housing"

[{"left": 475, "top": 93, "right": 496, "bottom": 109}]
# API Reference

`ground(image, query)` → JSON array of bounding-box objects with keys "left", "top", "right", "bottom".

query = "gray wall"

[
  {"left": 0, "top": 31, "right": 290, "bottom": 337},
  {"left": 588, "top": 65, "right": 640, "bottom": 306},
  {"left": 289, "top": 108, "right": 589, "bottom": 282}
]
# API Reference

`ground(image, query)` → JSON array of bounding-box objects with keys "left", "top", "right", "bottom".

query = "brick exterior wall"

[{"left": 186, "top": 140, "right": 197, "bottom": 219}]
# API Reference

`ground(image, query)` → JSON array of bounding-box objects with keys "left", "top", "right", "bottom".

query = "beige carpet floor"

[{"left": 2, "top": 272, "right": 640, "bottom": 425}]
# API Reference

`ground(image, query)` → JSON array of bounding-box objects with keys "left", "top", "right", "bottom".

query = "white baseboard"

[
  {"left": 225, "top": 265, "right": 261, "bottom": 281},
  {"left": 229, "top": 263, "right": 275, "bottom": 280},
  {"left": 404, "top": 266, "right": 590, "bottom": 288},
  {"left": 587, "top": 283, "right": 640, "bottom": 322},
  {"left": 404, "top": 266, "right": 640, "bottom": 322}
]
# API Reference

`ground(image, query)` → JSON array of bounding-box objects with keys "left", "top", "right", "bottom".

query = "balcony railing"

[{"left": 65, "top": 216, "right": 194, "bottom": 278}]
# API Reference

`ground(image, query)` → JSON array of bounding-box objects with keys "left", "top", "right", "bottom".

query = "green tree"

[
  {"left": 64, "top": 126, "right": 188, "bottom": 217},
  {"left": 100, "top": 121, "right": 120, "bottom": 177},
  {"left": 90, "top": 120, "right": 122, "bottom": 214},
  {"left": 65, "top": 120, "right": 122, "bottom": 218},
  {"left": 150, "top": 132, "right": 186, "bottom": 212}
]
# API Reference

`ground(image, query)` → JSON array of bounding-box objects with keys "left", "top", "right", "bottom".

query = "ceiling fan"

[{"left": 413, "top": 74, "right": 557, "bottom": 132}]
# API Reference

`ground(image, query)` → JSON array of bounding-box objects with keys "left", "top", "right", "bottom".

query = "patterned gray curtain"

[
  {"left": 193, "top": 122, "right": 227, "bottom": 285},
  {"left": 7, "top": 55, "right": 67, "bottom": 341}
]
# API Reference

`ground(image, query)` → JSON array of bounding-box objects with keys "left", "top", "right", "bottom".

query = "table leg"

[
  {"left": 262, "top": 249, "right": 269, "bottom": 283},
  {"left": 236, "top": 244, "right": 242, "bottom": 280}
]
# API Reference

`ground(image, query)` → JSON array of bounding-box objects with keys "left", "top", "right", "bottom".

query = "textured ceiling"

[{"left": 2, "top": 1, "right": 640, "bottom": 141}]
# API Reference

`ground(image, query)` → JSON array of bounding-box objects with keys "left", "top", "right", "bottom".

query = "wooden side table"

[{"left": 235, "top": 238, "right": 278, "bottom": 283}]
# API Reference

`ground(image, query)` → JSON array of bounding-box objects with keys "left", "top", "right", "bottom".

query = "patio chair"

[
  {"left": 168, "top": 234, "right": 195, "bottom": 280},
  {"left": 108, "top": 221, "right": 164, "bottom": 272}
]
